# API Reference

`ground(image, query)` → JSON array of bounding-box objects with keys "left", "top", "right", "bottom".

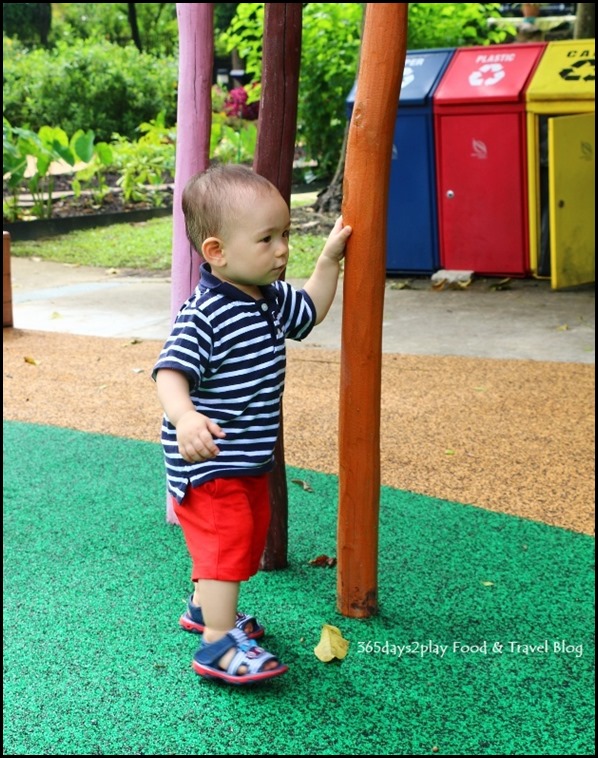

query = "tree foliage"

[
  {"left": 3, "top": 3, "right": 52, "bottom": 47},
  {"left": 220, "top": 3, "right": 363, "bottom": 178},
  {"left": 50, "top": 2, "right": 178, "bottom": 56},
  {"left": 2, "top": 3, "right": 543, "bottom": 183},
  {"left": 407, "top": 3, "right": 508, "bottom": 49},
  {"left": 2, "top": 37, "right": 178, "bottom": 141}
]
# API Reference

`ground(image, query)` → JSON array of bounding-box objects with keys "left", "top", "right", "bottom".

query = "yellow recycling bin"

[{"left": 526, "top": 39, "right": 595, "bottom": 290}]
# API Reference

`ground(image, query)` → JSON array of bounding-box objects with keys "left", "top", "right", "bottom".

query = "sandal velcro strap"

[
  {"left": 226, "top": 640, "right": 278, "bottom": 677},
  {"left": 193, "top": 627, "right": 288, "bottom": 685}
]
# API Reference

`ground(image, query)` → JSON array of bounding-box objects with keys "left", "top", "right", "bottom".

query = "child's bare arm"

[
  {"left": 155, "top": 368, "right": 225, "bottom": 462},
  {"left": 302, "top": 217, "right": 352, "bottom": 324}
]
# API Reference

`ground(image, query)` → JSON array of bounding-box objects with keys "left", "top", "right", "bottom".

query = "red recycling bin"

[{"left": 433, "top": 43, "right": 546, "bottom": 276}]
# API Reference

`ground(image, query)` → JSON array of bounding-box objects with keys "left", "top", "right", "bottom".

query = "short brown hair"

[{"left": 182, "top": 164, "right": 280, "bottom": 250}]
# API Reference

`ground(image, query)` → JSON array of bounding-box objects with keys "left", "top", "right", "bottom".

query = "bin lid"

[
  {"left": 399, "top": 48, "right": 456, "bottom": 105},
  {"left": 526, "top": 39, "right": 595, "bottom": 102},
  {"left": 433, "top": 43, "right": 546, "bottom": 105},
  {"left": 346, "top": 48, "right": 455, "bottom": 113}
]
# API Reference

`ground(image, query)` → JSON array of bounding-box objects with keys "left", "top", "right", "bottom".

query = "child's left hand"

[{"left": 322, "top": 216, "right": 352, "bottom": 262}]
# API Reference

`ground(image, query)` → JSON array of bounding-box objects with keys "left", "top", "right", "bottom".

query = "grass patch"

[
  {"left": 10, "top": 215, "right": 327, "bottom": 278},
  {"left": 10, "top": 217, "right": 174, "bottom": 271}
]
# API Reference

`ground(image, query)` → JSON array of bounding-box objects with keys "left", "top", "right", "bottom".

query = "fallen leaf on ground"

[
  {"left": 291, "top": 478, "right": 314, "bottom": 492},
  {"left": 309, "top": 555, "right": 337, "bottom": 568},
  {"left": 314, "top": 624, "right": 349, "bottom": 662}
]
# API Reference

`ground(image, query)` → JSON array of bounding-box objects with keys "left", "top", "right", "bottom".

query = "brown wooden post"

[
  {"left": 337, "top": 3, "right": 408, "bottom": 617},
  {"left": 166, "top": 2, "right": 214, "bottom": 524},
  {"left": 253, "top": 3, "right": 303, "bottom": 570},
  {"left": 3, "top": 231, "right": 13, "bottom": 328}
]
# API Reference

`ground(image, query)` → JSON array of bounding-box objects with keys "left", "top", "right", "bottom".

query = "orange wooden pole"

[{"left": 338, "top": 3, "right": 408, "bottom": 617}]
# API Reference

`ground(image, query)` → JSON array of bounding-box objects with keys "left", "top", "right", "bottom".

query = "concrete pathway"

[{"left": 8, "top": 255, "right": 595, "bottom": 363}]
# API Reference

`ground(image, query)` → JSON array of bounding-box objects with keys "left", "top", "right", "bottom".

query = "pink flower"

[{"left": 224, "top": 87, "right": 259, "bottom": 120}]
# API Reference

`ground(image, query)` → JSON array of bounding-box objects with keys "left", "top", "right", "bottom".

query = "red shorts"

[{"left": 173, "top": 474, "right": 271, "bottom": 582}]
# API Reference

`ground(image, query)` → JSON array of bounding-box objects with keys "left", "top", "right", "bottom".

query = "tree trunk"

[
  {"left": 36, "top": 3, "right": 52, "bottom": 47},
  {"left": 574, "top": 3, "right": 595, "bottom": 39},
  {"left": 313, "top": 123, "right": 348, "bottom": 214},
  {"left": 128, "top": 3, "right": 143, "bottom": 52},
  {"left": 313, "top": 7, "right": 366, "bottom": 216}
]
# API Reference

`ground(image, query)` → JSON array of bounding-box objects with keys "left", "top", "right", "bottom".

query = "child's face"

[{"left": 213, "top": 189, "right": 291, "bottom": 295}]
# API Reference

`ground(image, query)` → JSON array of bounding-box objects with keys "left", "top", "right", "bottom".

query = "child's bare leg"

[
  {"left": 192, "top": 580, "right": 259, "bottom": 636},
  {"left": 197, "top": 579, "right": 278, "bottom": 673},
  {"left": 197, "top": 579, "right": 238, "bottom": 643}
]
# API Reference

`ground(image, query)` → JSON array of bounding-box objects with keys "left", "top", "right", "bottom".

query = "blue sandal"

[
  {"left": 193, "top": 628, "right": 288, "bottom": 685},
  {"left": 179, "top": 595, "right": 265, "bottom": 640}
]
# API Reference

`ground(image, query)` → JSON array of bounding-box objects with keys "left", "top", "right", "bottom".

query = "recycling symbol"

[
  {"left": 401, "top": 66, "right": 415, "bottom": 88},
  {"left": 559, "top": 58, "right": 595, "bottom": 82},
  {"left": 469, "top": 63, "right": 506, "bottom": 87}
]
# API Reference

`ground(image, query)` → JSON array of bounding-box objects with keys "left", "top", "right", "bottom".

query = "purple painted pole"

[{"left": 167, "top": 3, "right": 214, "bottom": 524}]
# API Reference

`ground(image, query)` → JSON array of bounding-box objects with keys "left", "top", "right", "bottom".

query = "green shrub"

[
  {"left": 2, "top": 36, "right": 178, "bottom": 142},
  {"left": 298, "top": 3, "right": 363, "bottom": 178}
]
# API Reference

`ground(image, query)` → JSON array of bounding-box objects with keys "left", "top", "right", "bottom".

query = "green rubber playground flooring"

[{"left": 3, "top": 421, "right": 595, "bottom": 755}]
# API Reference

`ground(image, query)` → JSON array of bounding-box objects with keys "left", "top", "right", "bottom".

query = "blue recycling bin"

[{"left": 346, "top": 48, "right": 455, "bottom": 274}]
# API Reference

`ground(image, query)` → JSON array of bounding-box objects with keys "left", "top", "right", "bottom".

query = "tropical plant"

[
  {"left": 3, "top": 119, "right": 97, "bottom": 220},
  {"left": 72, "top": 140, "right": 115, "bottom": 205},
  {"left": 110, "top": 112, "right": 176, "bottom": 203},
  {"left": 209, "top": 85, "right": 259, "bottom": 164}
]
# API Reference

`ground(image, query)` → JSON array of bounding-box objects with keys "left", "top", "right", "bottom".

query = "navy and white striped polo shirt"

[{"left": 153, "top": 263, "right": 316, "bottom": 503}]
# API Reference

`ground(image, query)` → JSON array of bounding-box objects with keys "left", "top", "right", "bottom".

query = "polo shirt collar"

[{"left": 198, "top": 262, "right": 277, "bottom": 304}]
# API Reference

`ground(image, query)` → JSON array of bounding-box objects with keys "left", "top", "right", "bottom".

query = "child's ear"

[{"left": 202, "top": 237, "right": 225, "bottom": 266}]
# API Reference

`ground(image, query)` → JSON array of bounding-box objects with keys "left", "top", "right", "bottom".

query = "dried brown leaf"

[
  {"left": 309, "top": 554, "right": 337, "bottom": 568},
  {"left": 291, "top": 478, "right": 314, "bottom": 492}
]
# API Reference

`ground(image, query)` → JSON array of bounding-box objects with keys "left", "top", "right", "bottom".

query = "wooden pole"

[
  {"left": 3, "top": 232, "right": 13, "bottom": 328},
  {"left": 253, "top": 3, "right": 303, "bottom": 570},
  {"left": 337, "top": 3, "right": 408, "bottom": 617},
  {"left": 167, "top": 3, "right": 213, "bottom": 524}
]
